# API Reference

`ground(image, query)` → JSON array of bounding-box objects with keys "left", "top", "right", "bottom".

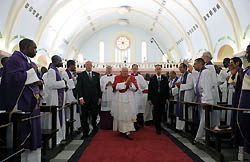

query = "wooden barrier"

[
  {"left": 0, "top": 111, "right": 31, "bottom": 162},
  {"left": 168, "top": 100, "right": 249, "bottom": 162}
]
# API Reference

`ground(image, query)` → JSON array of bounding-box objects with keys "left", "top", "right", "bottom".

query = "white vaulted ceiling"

[{"left": 0, "top": 0, "right": 250, "bottom": 63}]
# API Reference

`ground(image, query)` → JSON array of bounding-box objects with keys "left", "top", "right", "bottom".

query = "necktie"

[
  {"left": 157, "top": 77, "right": 161, "bottom": 93},
  {"left": 88, "top": 72, "right": 92, "bottom": 79}
]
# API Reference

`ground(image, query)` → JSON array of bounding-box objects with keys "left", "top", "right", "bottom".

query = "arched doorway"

[{"left": 217, "top": 45, "right": 234, "bottom": 61}]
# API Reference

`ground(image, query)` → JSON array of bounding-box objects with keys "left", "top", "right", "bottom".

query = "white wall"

[{"left": 79, "top": 24, "right": 171, "bottom": 63}]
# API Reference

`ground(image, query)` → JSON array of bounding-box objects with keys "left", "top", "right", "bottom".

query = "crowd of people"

[{"left": 0, "top": 38, "right": 249, "bottom": 161}]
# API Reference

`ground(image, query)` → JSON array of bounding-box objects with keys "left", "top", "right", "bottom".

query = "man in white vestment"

[
  {"left": 111, "top": 67, "right": 138, "bottom": 140},
  {"left": 100, "top": 65, "right": 115, "bottom": 130},
  {"left": 61, "top": 60, "right": 80, "bottom": 131},
  {"left": 202, "top": 52, "right": 220, "bottom": 128},
  {"left": 46, "top": 55, "right": 67, "bottom": 144},
  {"left": 168, "top": 71, "right": 179, "bottom": 123},
  {"left": 217, "top": 58, "right": 233, "bottom": 125},
  {"left": 175, "top": 63, "right": 195, "bottom": 131},
  {"left": 131, "top": 64, "right": 147, "bottom": 128},
  {"left": 143, "top": 74, "right": 153, "bottom": 125},
  {"left": 193, "top": 58, "right": 214, "bottom": 141}
]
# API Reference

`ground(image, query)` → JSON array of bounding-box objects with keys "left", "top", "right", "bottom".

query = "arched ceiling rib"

[
  {"left": 52, "top": 7, "right": 186, "bottom": 59},
  {"left": 71, "top": 21, "right": 179, "bottom": 61},
  {"left": 1, "top": 0, "right": 249, "bottom": 62},
  {"left": 4, "top": 0, "right": 27, "bottom": 50},
  {"left": 64, "top": 8, "right": 182, "bottom": 60}
]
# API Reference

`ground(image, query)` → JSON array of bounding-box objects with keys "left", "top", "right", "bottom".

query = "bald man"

[
  {"left": 77, "top": 61, "right": 102, "bottom": 139},
  {"left": 111, "top": 67, "right": 138, "bottom": 140}
]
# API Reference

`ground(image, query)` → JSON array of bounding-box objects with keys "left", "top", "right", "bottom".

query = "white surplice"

[
  {"left": 100, "top": 74, "right": 116, "bottom": 111},
  {"left": 194, "top": 69, "right": 214, "bottom": 140},
  {"left": 205, "top": 64, "right": 220, "bottom": 127},
  {"left": 111, "top": 81, "right": 137, "bottom": 133},
  {"left": 44, "top": 68, "right": 66, "bottom": 145},
  {"left": 176, "top": 73, "right": 195, "bottom": 130},
  {"left": 217, "top": 69, "right": 232, "bottom": 125},
  {"left": 143, "top": 81, "right": 153, "bottom": 122},
  {"left": 61, "top": 70, "right": 81, "bottom": 130},
  {"left": 133, "top": 74, "right": 147, "bottom": 113}
]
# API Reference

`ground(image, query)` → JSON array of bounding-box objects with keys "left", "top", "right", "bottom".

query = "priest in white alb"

[
  {"left": 100, "top": 65, "right": 115, "bottom": 130},
  {"left": 61, "top": 60, "right": 80, "bottom": 131},
  {"left": 202, "top": 52, "right": 220, "bottom": 127},
  {"left": 45, "top": 55, "right": 67, "bottom": 144},
  {"left": 131, "top": 64, "right": 147, "bottom": 128},
  {"left": 111, "top": 67, "right": 138, "bottom": 140},
  {"left": 175, "top": 63, "right": 195, "bottom": 131},
  {"left": 193, "top": 58, "right": 214, "bottom": 142}
]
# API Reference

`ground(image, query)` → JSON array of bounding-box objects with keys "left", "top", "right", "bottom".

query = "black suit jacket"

[
  {"left": 148, "top": 75, "right": 169, "bottom": 105},
  {"left": 77, "top": 71, "right": 102, "bottom": 103}
]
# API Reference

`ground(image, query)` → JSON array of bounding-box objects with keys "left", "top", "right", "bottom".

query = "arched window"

[
  {"left": 115, "top": 36, "right": 131, "bottom": 63},
  {"left": 141, "top": 41, "right": 147, "bottom": 63},
  {"left": 99, "top": 41, "right": 105, "bottom": 63}
]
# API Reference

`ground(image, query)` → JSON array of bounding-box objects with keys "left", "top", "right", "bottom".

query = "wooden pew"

[
  {"left": 65, "top": 104, "right": 76, "bottom": 141},
  {"left": 204, "top": 104, "right": 233, "bottom": 162},
  {"left": 40, "top": 106, "right": 59, "bottom": 161},
  {"left": 168, "top": 100, "right": 178, "bottom": 130},
  {"left": 0, "top": 111, "right": 30, "bottom": 162},
  {"left": 182, "top": 102, "right": 200, "bottom": 141}
]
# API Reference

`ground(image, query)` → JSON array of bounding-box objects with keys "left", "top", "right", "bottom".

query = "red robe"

[{"left": 113, "top": 75, "right": 138, "bottom": 93}]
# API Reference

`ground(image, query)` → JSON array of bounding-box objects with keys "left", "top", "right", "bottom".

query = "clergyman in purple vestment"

[{"left": 0, "top": 39, "right": 42, "bottom": 162}]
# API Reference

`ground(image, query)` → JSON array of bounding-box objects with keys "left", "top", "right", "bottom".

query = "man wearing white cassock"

[
  {"left": 193, "top": 58, "right": 214, "bottom": 141},
  {"left": 202, "top": 52, "right": 220, "bottom": 128},
  {"left": 100, "top": 65, "right": 115, "bottom": 130},
  {"left": 111, "top": 67, "right": 138, "bottom": 140},
  {"left": 168, "top": 71, "right": 179, "bottom": 123},
  {"left": 61, "top": 60, "right": 80, "bottom": 131},
  {"left": 217, "top": 58, "right": 233, "bottom": 125},
  {"left": 46, "top": 55, "right": 67, "bottom": 144},
  {"left": 131, "top": 64, "right": 147, "bottom": 128},
  {"left": 143, "top": 74, "right": 153, "bottom": 125},
  {"left": 175, "top": 63, "right": 195, "bottom": 131}
]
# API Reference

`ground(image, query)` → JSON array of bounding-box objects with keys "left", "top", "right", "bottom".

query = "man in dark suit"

[
  {"left": 77, "top": 61, "right": 102, "bottom": 139},
  {"left": 148, "top": 64, "right": 169, "bottom": 134}
]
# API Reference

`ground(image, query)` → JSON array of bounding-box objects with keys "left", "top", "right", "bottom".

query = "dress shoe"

[
  {"left": 93, "top": 127, "right": 98, "bottom": 132},
  {"left": 156, "top": 129, "right": 161, "bottom": 135},
  {"left": 126, "top": 134, "right": 134, "bottom": 140},
  {"left": 81, "top": 134, "right": 89, "bottom": 139}
]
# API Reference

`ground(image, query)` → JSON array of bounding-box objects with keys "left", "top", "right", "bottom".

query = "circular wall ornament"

[{"left": 116, "top": 36, "right": 130, "bottom": 50}]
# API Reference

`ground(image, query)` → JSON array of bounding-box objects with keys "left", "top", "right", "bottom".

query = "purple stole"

[
  {"left": 176, "top": 72, "right": 188, "bottom": 118},
  {"left": 206, "top": 61, "right": 213, "bottom": 65},
  {"left": 65, "top": 69, "right": 72, "bottom": 79},
  {"left": 50, "top": 64, "right": 64, "bottom": 127},
  {"left": 195, "top": 67, "right": 207, "bottom": 102},
  {"left": 194, "top": 67, "right": 207, "bottom": 123},
  {"left": 171, "top": 77, "right": 178, "bottom": 88},
  {"left": 0, "top": 68, "right": 3, "bottom": 77},
  {"left": 237, "top": 66, "right": 250, "bottom": 153},
  {"left": 0, "top": 51, "right": 41, "bottom": 150}
]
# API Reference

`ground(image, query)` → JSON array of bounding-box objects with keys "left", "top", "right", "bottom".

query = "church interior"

[{"left": 0, "top": 0, "right": 250, "bottom": 162}]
